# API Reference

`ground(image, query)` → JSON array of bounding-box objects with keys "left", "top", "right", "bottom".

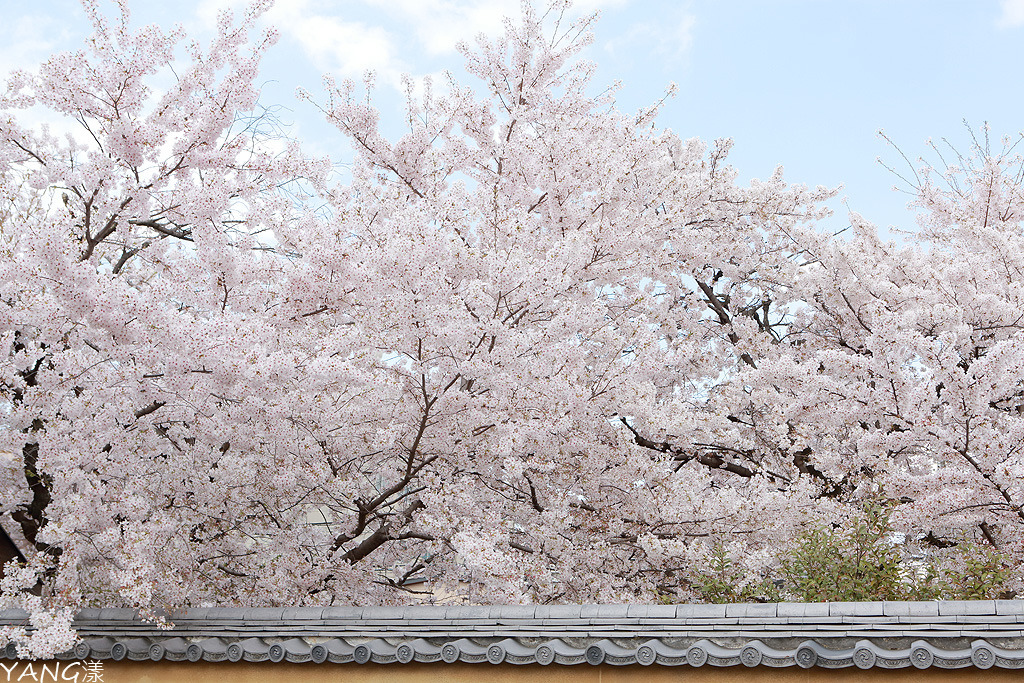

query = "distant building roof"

[{"left": 4, "top": 601, "right": 1024, "bottom": 669}]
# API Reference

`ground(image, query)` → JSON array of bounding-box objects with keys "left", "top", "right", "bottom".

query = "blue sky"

[{"left": 4, "top": 0, "right": 1024, "bottom": 235}]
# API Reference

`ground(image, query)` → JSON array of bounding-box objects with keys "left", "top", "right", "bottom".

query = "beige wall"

[{"left": 13, "top": 661, "right": 1023, "bottom": 683}]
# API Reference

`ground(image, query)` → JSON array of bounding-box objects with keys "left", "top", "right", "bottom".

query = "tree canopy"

[{"left": 1, "top": 0, "right": 1022, "bottom": 657}]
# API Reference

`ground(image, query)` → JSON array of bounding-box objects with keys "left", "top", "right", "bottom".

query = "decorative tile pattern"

[{"left": 4, "top": 602, "right": 1024, "bottom": 668}]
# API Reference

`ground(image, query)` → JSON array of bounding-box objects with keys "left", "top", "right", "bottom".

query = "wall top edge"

[{"left": 2, "top": 600, "right": 1023, "bottom": 627}]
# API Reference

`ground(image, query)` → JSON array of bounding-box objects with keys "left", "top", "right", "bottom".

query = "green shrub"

[
  {"left": 687, "top": 501, "right": 1013, "bottom": 603},
  {"left": 940, "top": 542, "right": 1012, "bottom": 600},
  {"left": 780, "top": 502, "right": 915, "bottom": 601},
  {"left": 777, "top": 501, "right": 1011, "bottom": 602}
]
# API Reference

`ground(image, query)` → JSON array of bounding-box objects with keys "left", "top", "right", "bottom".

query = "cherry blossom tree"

[
  {"left": 1, "top": 0, "right": 1021, "bottom": 657},
  {"left": 0, "top": 0, "right": 330, "bottom": 654},
  {"left": 786, "top": 130, "right": 1024, "bottom": 570}
]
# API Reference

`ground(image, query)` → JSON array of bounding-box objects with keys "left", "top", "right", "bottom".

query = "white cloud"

[
  {"left": 360, "top": 0, "right": 632, "bottom": 57},
  {"left": 266, "top": 0, "right": 407, "bottom": 88},
  {"left": 194, "top": 0, "right": 405, "bottom": 86},
  {"left": 0, "top": 13, "right": 76, "bottom": 76},
  {"left": 196, "top": 0, "right": 636, "bottom": 95},
  {"left": 604, "top": 10, "right": 694, "bottom": 69},
  {"left": 361, "top": 0, "right": 520, "bottom": 56},
  {"left": 998, "top": 0, "right": 1024, "bottom": 27},
  {"left": 667, "top": 13, "right": 696, "bottom": 61}
]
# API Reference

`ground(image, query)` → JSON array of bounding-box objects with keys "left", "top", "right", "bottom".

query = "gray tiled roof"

[{"left": 3, "top": 602, "right": 1024, "bottom": 669}]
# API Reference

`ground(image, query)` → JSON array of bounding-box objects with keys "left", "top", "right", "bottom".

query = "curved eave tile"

[
  {"left": 6, "top": 602, "right": 1024, "bottom": 669},
  {"left": 9, "top": 635, "right": 1024, "bottom": 669}
]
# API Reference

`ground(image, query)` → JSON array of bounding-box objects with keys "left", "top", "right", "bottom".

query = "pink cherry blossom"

[{"left": 2, "top": 0, "right": 1022, "bottom": 657}]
